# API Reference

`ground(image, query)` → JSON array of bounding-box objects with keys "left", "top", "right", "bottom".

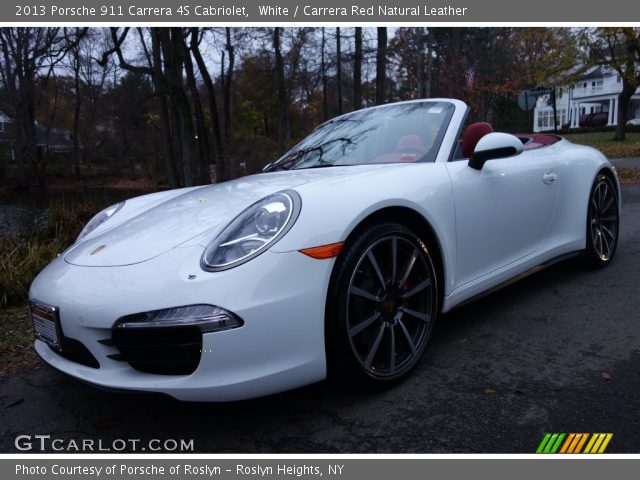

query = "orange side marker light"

[{"left": 299, "top": 242, "right": 344, "bottom": 259}]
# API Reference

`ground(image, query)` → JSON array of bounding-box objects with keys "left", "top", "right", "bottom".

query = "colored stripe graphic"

[
  {"left": 537, "top": 433, "right": 613, "bottom": 453},
  {"left": 584, "top": 433, "right": 598, "bottom": 453},
  {"left": 597, "top": 433, "right": 613, "bottom": 453},
  {"left": 536, "top": 433, "right": 565, "bottom": 453},
  {"left": 536, "top": 433, "right": 552, "bottom": 453},
  {"left": 559, "top": 433, "right": 575, "bottom": 453},
  {"left": 584, "top": 433, "right": 614, "bottom": 454},
  {"left": 543, "top": 433, "right": 559, "bottom": 453},
  {"left": 573, "top": 433, "right": 589, "bottom": 453},
  {"left": 563, "top": 433, "right": 588, "bottom": 453},
  {"left": 548, "top": 433, "right": 565, "bottom": 453}
]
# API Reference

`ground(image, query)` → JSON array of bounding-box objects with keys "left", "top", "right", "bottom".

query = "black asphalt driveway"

[{"left": 1, "top": 183, "right": 639, "bottom": 453}]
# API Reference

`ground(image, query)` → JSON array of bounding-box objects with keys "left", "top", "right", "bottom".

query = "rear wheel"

[
  {"left": 326, "top": 223, "right": 439, "bottom": 387},
  {"left": 582, "top": 173, "right": 619, "bottom": 268}
]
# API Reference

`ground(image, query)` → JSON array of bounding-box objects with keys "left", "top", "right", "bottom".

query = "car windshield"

[{"left": 264, "top": 101, "right": 455, "bottom": 171}]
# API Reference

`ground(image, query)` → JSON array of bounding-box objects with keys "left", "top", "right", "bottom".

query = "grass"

[
  {"left": 563, "top": 131, "right": 640, "bottom": 159},
  {"left": 617, "top": 168, "right": 640, "bottom": 185},
  {"left": 0, "top": 306, "right": 38, "bottom": 376},
  {"left": 0, "top": 202, "right": 97, "bottom": 308}
]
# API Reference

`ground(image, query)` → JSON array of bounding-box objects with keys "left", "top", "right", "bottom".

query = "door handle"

[{"left": 543, "top": 170, "right": 558, "bottom": 185}]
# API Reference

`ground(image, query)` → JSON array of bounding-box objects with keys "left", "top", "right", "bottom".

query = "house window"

[
  {"left": 538, "top": 110, "right": 566, "bottom": 129},
  {"left": 557, "top": 109, "right": 567, "bottom": 126},
  {"left": 591, "top": 80, "right": 603, "bottom": 93},
  {"left": 0, "top": 122, "right": 4, "bottom": 132},
  {"left": 537, "top": 111, "right": 548, "bottom": 128},
  {"left": 540, "top": 111, "right": 549, "bottom": 128}
]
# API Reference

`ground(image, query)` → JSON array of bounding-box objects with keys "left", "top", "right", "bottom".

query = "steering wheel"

[
  {"left": 396, "top": 145, "right": 425, "bottom": 155},
  {"left": 396, "top": 145, "right": 427, "bottom": 162}
]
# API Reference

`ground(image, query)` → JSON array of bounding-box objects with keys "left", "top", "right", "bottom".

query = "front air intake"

[
  {"left": 111, "top": 325, "right": 202, "bottom": 375},
  {"left": 110, "top": 304, "right": 243, "bottom": 375}
]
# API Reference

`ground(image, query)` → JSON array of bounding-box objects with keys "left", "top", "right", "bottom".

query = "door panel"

[{"left": 446, "top": 152, "right": 559, "bottom": 288}]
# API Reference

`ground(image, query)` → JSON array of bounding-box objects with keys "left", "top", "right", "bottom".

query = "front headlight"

[
  {"left": 201, "top": 191, "right": 301, "bottom": 271},
  {"left": 76, "top": 201, "right": 125, "bottom": 242}
]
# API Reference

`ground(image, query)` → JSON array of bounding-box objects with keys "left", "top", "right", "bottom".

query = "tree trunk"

[
  {"left": 353, "top": 27, "right": 362, "bottom": 110},
  {"left": 161, "top": 27, "right": 195, "bottom": 187},
  {"left": 376, "top": 28, "right": 387, "bottom": 105},
  {"left": 336, "top": 27, "right": 343, "bottom": 115},
  {"left": 150, "top": 28, "right": 179, "bottom": 188},
  {"left": 73, "top": 52, "right": 82, "bottom": 176},
  {"left": 416, "top": 28, "right": 426, "bottom": 98},
  {"left": 13, "top": 91, "right": 33, "bottom": 185},
  {"left": 425, "top": 29, "right": 433, "bottom": 98},
  {"left": 157, "top": 94, "right": 179, "bottom": 188},
  {"left": 16, "top": 81, "right": 39, "bottom": 185},
  {"left": 181, "top": 31, "right": 211, "bottom": 185},
  {"left": 321, "top": 28, "right": 328, "bottom": 121},
  {"left": 274, "top": 28, "right": 289, "bottom": 151},
  {"left": 65, "top": 28, "right": 87, "bottom": 177},
  {"left": 615, "top": 80, "right": 636, "bottom": 141},
  {"left": 190, "top": 28, "right": 225, "bottom": 183},
  {"left": 224, "top": 28, "right": 234, "bottom": 144}
]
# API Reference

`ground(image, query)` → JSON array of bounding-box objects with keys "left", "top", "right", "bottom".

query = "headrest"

[{"left": 461, "top": 122, "right": 493, "bottom": 158}]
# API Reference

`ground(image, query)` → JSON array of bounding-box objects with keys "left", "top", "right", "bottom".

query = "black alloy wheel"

[{"left": 326, "top": 223, "right": 439, "bottom": 386}]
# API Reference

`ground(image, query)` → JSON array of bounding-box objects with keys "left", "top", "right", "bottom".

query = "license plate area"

[{"left": 30, "top": 301, "right": 62, "bottom": 351}]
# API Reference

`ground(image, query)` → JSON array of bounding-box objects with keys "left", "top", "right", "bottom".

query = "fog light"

[{"left": 114, "top": 305, "right": 243, "bottom": 333}]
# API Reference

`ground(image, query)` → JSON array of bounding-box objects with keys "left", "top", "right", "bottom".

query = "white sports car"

[{"left": 29, "top": 99, "right": 620, "bottom": 401}]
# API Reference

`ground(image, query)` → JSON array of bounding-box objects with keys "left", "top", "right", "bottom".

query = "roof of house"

[
  {"left": 0, "top": 112, "right": 72, "bottom": 148},
  {"left": 579, "top": 66, "right": 613, "bottom": 80},
  {"left": 36, "top": 127, "right": 71, "bottom": 147}
]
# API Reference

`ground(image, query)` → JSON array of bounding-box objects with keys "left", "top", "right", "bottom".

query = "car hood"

[{"left": 64, "top": 166, "right": 390, "bottom": 267}]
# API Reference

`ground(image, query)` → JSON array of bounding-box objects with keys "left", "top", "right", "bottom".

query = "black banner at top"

[{"left": 4, "top": 0, "right": 640, "bottom": 23}]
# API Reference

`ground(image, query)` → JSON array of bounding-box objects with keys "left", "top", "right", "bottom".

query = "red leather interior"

[
  {"left": 461, "top": 122, "right": 493, "bottom": 158},
  {"left": 515, "top": 133, "right": 562, "bottom": 151}
]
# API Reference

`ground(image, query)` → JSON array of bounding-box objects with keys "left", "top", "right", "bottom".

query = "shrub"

[{"left": 0, "top": 202, "right": 97, "bottom": 307}]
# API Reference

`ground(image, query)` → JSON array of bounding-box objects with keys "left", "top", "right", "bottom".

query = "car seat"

[{"left": 461, "top": 122, "right": 493, "bottom": 158}]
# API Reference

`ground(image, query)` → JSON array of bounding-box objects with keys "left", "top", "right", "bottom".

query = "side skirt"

[{"left": 445, "top": 250, "right": 583, "bottom": 313}]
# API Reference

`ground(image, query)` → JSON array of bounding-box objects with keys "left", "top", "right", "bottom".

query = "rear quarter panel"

[{"left": 541, "top": 139, "right": 619, "bottom": 254}]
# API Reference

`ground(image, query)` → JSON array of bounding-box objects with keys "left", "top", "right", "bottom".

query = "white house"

[
  {"left": 0, "top": 110, "right": 11, "bottom": 133},
  {"left": 0, "top": 110, "right": 73, "bottom": 160},
  {"left": 533, "top": 66, "right": 640, "bottom": 132}
]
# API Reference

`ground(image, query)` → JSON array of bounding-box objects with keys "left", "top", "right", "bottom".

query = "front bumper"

[{"left": 29, "top": 245, "right": 332, "bottom": 401}]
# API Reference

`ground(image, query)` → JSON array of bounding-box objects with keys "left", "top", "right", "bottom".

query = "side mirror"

[{"left": 468, "top": 132, "right": 523, "bottom": 170}]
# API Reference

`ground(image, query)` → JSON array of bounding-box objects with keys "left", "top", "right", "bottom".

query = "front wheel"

[
  {"left": 582, "top": 173, "right": 619, "bottom": 268},
  {"left": 326, "top": 223, "right": 439, "bottom": 387}
]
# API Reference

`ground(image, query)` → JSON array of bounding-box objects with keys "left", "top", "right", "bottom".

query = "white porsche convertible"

[{"left": 29, "top": 99, "right": 620, "bottom": 401}]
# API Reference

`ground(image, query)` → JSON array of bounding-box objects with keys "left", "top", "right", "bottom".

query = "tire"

[
  {"left": 582, "top": 173, "right": 619, "bottom": 268},
  {"left": 325, "top": 223, "right": 439, "bottom": 388}
]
